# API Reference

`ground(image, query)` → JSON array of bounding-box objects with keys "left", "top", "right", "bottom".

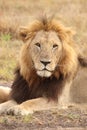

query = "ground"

[
  {"left": 0, "top": 107, "right": 87, "bottom": 130},
  {"left": 0, "top": 0, "right": 87, "bottom": 129}
]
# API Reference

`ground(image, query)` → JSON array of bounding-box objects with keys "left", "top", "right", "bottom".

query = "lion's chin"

[{"left": 37, "top": 70, "right": 52, "bottom": 77}]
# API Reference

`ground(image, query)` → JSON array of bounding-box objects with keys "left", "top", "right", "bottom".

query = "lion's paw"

[
  {"left": 7, "top": 105, "right": 33, "bottom": 116},
  {"left": 0, "top": 104, "right": 7, "bottom": 114}
]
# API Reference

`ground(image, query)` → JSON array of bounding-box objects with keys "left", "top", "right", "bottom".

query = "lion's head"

[
  {"left": 19, "top": 17, "right": 78, "bottom": 82},
  {"left": 28, "top": 30, "right": 63, "bottom": 77}
]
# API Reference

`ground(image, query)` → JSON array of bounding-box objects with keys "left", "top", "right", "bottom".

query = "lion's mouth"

[
  {"left": 42, "top": 68, "right": 53, "bottom": 72},
  {"left": 36, "top": 68, "right": 53, "bottom": 77},
  {"left": 37, "top": 68, "right": 53, "bottom": 73}
]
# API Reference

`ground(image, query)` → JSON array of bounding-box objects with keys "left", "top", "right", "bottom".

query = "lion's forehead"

[{"left": 33, "top": 30, "right": 60, "bottom": 43}]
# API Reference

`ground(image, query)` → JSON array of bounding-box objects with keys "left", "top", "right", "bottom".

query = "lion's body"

[
  {"left": 0, "top": 17, "right": 86, "bottom": 115},
  {"left": 0, "top": 86, "right": 11, "bottom": 103}
]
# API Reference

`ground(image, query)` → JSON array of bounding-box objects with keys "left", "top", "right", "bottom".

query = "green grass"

[
  {"left": 0, "top": 117, "right": 8, "bottom": 124},
  {"left": 0, "top": 34, "right": 12, "bottom": 41},
  {"left": 23, "top": 115, "right": 33, "bottom": 122}
]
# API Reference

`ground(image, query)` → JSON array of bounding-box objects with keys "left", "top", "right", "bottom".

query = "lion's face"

[
  {"left": 19, "top": 18, "right": 78, "bottom": 81},
  {"left": 30, "top": 30, "right": 62, "bottom": 77}
]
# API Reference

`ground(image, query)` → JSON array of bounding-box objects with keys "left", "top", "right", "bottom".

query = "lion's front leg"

[
  {"left": 7, "top": 98, "right": 58, "bottom": 115},
  {"left": 0, "top": 100, "right": 17, "bottom": 114},
  {"left": 58, "top": 81, "right": 73, "bottom": 109}
]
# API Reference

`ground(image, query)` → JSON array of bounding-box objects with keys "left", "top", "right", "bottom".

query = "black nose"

[{"left": 40, "top": 60, "right": 51, "bottom": 66}]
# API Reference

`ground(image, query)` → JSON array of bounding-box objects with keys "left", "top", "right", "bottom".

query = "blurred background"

[{"left": 0, "top": 0, "right": 87, "bottom": 84}]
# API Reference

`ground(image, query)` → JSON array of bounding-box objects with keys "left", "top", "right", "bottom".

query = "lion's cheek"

[
  {"left": 46, "top": 63, "right": 56, "bottom": 71},
  {"left": 34, "top": 62, "right": 44, "bottom": 70}
]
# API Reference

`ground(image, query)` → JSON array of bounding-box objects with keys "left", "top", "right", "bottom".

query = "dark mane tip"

[
  {"left": 78, "top": 56, "right": 87, "bottom": 67},
  {"left": 10, "top": 67, "right": 66, "bottom": 104},
  {"left": 37, "top": 13, "right": 54, "bottom": 25}
]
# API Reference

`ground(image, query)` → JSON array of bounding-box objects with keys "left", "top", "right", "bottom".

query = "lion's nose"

[{"left": 40, "top": 60, "right": 51, "bottom": 66}]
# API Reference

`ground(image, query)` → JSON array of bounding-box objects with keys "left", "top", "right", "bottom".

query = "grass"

[
  {"left": 0, "top": 115, "right": 33, "bottom": 124},
  {"left": 0, "top": 39, "right": 22, "bottom": 82},
  {"left": 0, "top": 34, "right": 12, "bottom": 41},
  {"left": 0, "top": 117, "right": 8, "bottom": 124},
  {"left": 0, "top": 0, "right": 87, "bottom": 82},
  {"left": 23, "top": 115, "right": 33, "bottom": 122}
]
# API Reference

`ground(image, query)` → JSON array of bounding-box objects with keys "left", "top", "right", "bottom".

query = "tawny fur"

[
  {"left": 0, "top": 17, "right": 87, "bottom": 115},
  {"left": 0, "top": 86, "right": 11, "bottom": 103},
  {"left": 19, "top": 18, "right": 78, "bottom": 82},
  {"left": 9, "top": 18, "right": 78, "bottom": 104}
]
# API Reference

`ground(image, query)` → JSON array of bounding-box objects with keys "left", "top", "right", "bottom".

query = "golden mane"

[
  {"left": 9, "top": 17, "right": 79, "bottom": 103},
  {"left": 19, "top": 18, "right": 75, "bottom": 43},
  {"left": 19, "top": 17, "right": 78, "bottom": 83}
]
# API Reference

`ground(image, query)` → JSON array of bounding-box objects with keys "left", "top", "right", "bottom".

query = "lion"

[{"left": 0, "top": 17, "right": 87, "bottom": 115}]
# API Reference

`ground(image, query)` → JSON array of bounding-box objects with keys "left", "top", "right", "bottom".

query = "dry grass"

[
  {"left": 0, "top": 39, "right": 22, "bottom": 82},
  {"left": 0, "top": 0, "right": 87, "bottom": 82}
]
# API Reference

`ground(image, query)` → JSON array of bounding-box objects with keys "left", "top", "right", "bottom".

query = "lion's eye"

[
  {"left": 35, "top": 43, "right": 41, "bottom": 48},
  {"left": 53, "top": 44, "right": 58, "bottom": 49}
]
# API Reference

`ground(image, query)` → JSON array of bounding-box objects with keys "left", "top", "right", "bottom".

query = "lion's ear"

[
  {"left": 65, "top": 28, "right": 76, "bottom": 37},
  {"left": 19, "top": 27, "right": 29, "bottom": 42}
]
